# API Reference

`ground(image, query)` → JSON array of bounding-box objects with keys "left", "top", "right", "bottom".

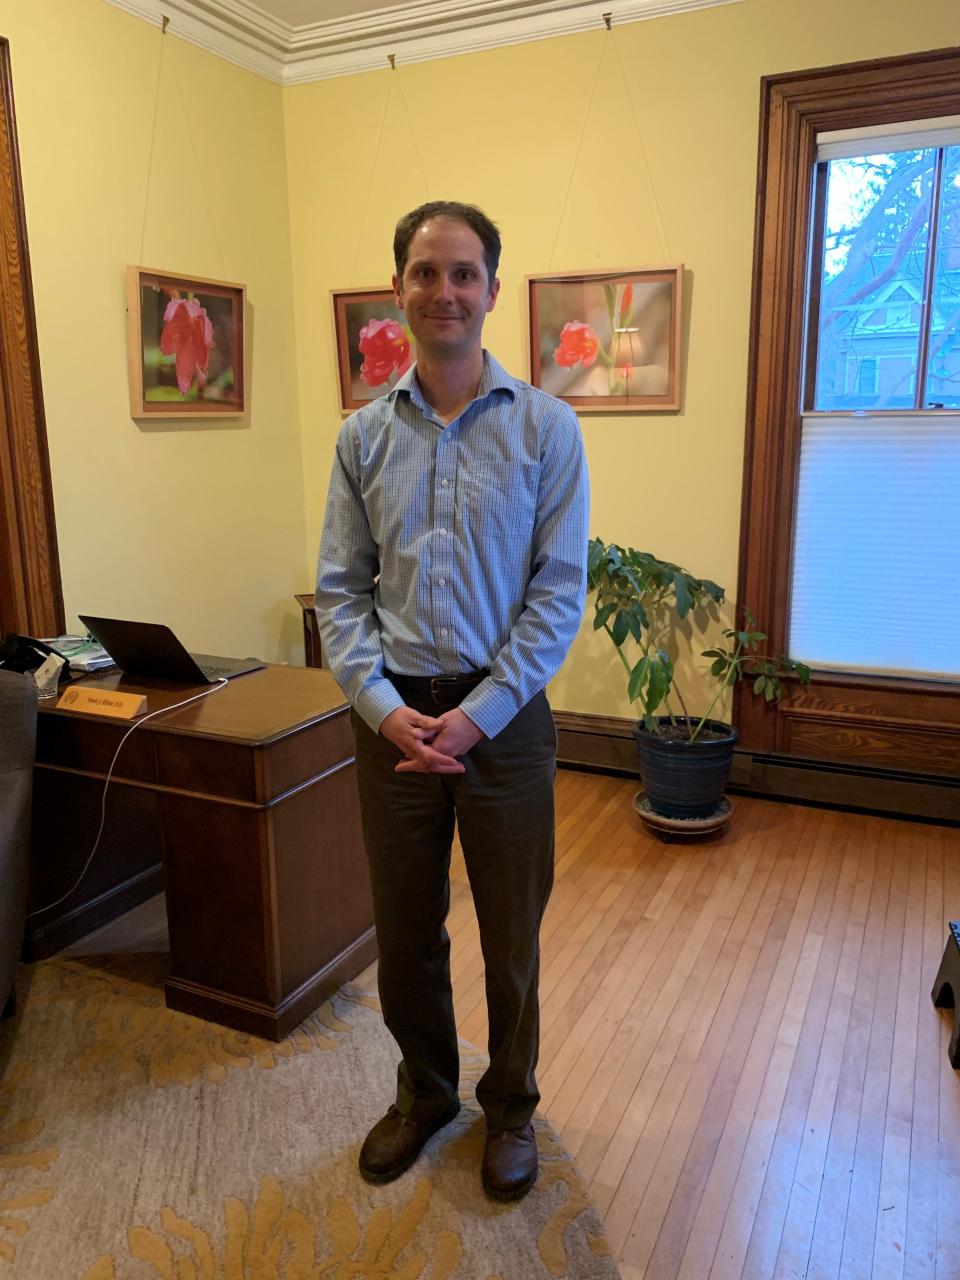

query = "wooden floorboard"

[{"left": 56, "top": 770, "right": 960, "bottom": 1278}]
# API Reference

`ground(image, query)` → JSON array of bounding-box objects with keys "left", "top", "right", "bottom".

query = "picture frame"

[
  {"left": 126, "top": 266, "right": 245, "bottom": 418},
  {"left": 332, "top": 287, "right": 413, "bottom": 413},
  {"left": 527, "top": 266, "right": 683, "bottom": 412}
]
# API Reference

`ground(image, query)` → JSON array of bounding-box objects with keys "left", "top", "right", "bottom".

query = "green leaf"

[
  {"left": 754, "top": 674, "right": 767, "bottom": 695},
  {"left": 628, "top": 657, "right": 649, "bottom": 702},
  {"left": 593, "top": 602, "right": 616, "bottom": 629},
  {"left": 711, "top": 657, "right": 727, "bottom": 678},
  {"left": 645, "top": 654, "right": 672, "bottom": 714},
  {"left": 611, "top": 610, "right": 629, "bottom": 647},
  {"left": 673, "top": 573, "right": 694, "bottom": 617}
]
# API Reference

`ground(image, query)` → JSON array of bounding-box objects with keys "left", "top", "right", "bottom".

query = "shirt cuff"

[
  {"left": 458, "top": 679, "right": 523, "bottom": 740},
  {"left": 354, "top": 679, "right": 406, "bottom": 736}
]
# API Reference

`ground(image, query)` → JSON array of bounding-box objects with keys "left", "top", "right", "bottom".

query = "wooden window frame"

[
  {"left": 735, "top": 45, "right": 960, "bottom": 779},
  {"left": 0, "top": 37, "right": 63, "bottom": 639}
]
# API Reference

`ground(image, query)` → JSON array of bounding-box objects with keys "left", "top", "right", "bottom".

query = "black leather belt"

[{"left": 386, "top": 669, "right": 489, "bottom": 704}]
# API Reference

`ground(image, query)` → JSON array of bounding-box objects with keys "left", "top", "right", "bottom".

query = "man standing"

[{"left": 315, "top": 201, "right": 588, "bottom": 1201}]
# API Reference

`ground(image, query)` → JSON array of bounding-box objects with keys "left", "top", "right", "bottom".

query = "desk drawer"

[{"left": 154, "top": 707, "right": 355, "bottom": 804}]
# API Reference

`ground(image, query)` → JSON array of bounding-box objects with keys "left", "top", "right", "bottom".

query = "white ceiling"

[
  {"left": 255, "top": 0, "right": 418, "bottom": 22},
  {"left": 107, "top": 0, "right": 742, "bottom": 83}
]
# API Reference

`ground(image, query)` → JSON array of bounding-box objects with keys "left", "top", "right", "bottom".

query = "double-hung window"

[
  {"left": 736, "top": 50, "right": 960, "bottom": 801},
  {"left": 790, "top": 120, "right": 960, "bottom": 681}
]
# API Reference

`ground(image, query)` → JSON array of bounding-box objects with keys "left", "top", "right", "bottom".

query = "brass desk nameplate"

[{"left": 56, "top": 687, "right": 146, "bottom": 719}]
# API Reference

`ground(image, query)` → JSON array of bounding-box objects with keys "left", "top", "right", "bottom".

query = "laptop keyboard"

[{"left": 198, "top": 665, "right": 235, "bottom": 681}]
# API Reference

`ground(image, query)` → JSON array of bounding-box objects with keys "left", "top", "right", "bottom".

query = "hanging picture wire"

[{"left": 532, "top": 12, "right": 682, "bottom": 411}]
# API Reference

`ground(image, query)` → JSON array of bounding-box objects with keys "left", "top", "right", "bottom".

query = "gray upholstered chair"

[{"left": 0, "top": 670, "right": 37, "bottom": 1017}]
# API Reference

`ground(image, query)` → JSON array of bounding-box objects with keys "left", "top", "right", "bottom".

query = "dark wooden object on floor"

[
  {"left": 27, "top": 665, "right": 375, "bottom": 1040},
  {"left": 931, "top": 920, "right": 960, "bottom": 1068},
  {"left": 294, "top": 592, "right": 322, "bottom": 668}
]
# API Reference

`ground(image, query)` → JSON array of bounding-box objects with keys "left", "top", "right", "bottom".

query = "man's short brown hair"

[{"left": 394, "top": 201, "right": 501, "bottom": 286}]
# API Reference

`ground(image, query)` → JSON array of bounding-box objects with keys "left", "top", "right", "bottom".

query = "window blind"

[
  {"left": 817, "top": 115, "right": 960, "bottom": 161},
  {"left": 788, "top": 416, "right": 960, "bottom": 680}
]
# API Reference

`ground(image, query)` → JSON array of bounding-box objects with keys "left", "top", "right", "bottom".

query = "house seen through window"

[{"left": 808, "top": 140, "right": 960, "bottom": 410}]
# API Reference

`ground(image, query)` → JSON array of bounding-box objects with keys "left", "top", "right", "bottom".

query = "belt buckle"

[{"left": 429, "top": 675, "right": 457, "bottom": 702}]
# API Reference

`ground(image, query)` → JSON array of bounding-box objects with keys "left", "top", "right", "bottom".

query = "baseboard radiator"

[{"left": 553, "top": 711, "right": 960, "bottom": 826}]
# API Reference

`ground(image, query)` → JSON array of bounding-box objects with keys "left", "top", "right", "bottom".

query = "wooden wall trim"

[
  {"left": 553, "top": 709, "right": 960, "bottom": 825},
  {"left": 735, "top": 44, "right": 960, "bottom": 764},
  {"left": 0, "top": 38, "right": 63, "bottom": 638}
]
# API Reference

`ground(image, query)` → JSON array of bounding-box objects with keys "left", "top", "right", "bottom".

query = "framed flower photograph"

[
  {"left": 527, "top": 266, "right": 683, "bottom": 412},
  {"left": 332, "top": 288, "right": 413, "bottom": 413},
  {"left": 126, "top": 267, "right": 245, "bottom": 418}
]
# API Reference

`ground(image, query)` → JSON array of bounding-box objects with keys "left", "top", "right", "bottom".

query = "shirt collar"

[{"left": 389, "top": 350, "right": 517, "bottom": 411}]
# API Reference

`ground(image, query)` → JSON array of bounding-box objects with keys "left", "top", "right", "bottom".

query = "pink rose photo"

[{"left": 332, "top": 288, "right": 414, "bottom": 413}]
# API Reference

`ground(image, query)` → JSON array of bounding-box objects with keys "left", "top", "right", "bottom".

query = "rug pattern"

[{"left": 0, "top": 955, "right": 619, "bottom": 1279}]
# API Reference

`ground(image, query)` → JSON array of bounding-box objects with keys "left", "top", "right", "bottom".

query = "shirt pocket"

[{"left": 461, "top": 461, "right": 539, "bottom": 547}]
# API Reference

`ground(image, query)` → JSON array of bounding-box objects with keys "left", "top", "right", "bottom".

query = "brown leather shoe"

[
  {"left": 358, "top": 1100, "right": 460, "bottom": 1184},
  {"left": 482, "top": 1122, "right": 538, "bottom": 1201}
]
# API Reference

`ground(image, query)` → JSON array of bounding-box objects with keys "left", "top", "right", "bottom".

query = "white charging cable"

[{"left": 27, "top": 679, "right": 229, "bottom": 919}]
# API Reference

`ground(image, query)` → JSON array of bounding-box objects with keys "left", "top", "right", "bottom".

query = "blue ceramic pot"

[{"left": 633, "top": 717, "right": 738, "bottom": 819}]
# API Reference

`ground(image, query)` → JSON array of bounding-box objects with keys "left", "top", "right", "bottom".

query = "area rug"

[{"left": 0, "top": 953, "right": 620, "bottom": 1278}]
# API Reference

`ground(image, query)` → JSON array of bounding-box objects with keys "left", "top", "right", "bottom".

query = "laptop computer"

[{"left": 77, "top": 616, "right": 266, "bottom": 684}]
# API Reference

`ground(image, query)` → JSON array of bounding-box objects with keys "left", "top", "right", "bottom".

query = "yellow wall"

[
  {"left": 3, "top": 0, "right": 306, "bottom": 663},
  {"left": 5, "top": 0, "right": 959, "bottom": 709},
  {"left": 286, "top": 0, "right": 960, "bottom": 718}
]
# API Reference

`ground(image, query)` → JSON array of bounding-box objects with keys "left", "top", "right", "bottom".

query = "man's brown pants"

[{"left": 351, "top": 689, "right": 557, "bottom": 1131}]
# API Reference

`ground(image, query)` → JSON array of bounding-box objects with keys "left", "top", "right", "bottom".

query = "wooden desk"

[{"left": 27, "top": 666, "right": 375, "bottom": 1040}]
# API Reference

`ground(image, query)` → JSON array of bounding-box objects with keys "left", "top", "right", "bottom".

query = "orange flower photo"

[
  {"left": 528, "top": 267, "right": 683, "bottom": 412},
  {"left": 332, "top": 288, "right": 414, "bottom": 413},
  {"left": 126, "top": 267, "right": 245, "bottom": 418}
]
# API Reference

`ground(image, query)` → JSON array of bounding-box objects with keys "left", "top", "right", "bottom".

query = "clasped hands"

[{"left": 379, "top": 705, "right": 484, "bottom": 773}]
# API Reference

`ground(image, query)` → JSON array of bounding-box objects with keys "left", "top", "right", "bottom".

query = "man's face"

[{"left": 393, "top": 216, "right": 500, "bottom": 362}]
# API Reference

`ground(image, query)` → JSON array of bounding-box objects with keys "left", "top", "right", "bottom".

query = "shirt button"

[
  {"left": 438, "top": 579, "right": 446, "bottom": 587},
  {"left": 441, "top": 478, "right": 449, "bottom": 487},
  {"left": 438, "top": 528, "right": 446, "bottom": 536},
  {"left": 440, "top": 627, "right": 448, "bottom": 636}
]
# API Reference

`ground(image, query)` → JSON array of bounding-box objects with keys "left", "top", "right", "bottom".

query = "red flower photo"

[
  {"left": 127, "top": 267, "right": 245, "bottom": 418},
  {"left": 528, "top": 268, "right": 683, "bottom": 413},
  {"left": 358, "top": 318, "right": 412, "bottom": 387},
  {"left": 333, "top": 289, "right": 413, "bottom": 412},
  {"left": 161, "top": 297, "right": 215, "bottom": 396},
  {"left": 554, "top": 321, "right": 599, "bottom": 369}
]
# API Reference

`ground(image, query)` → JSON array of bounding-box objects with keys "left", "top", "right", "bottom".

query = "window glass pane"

[
  {"left": 812, "top": 149, "right": 936, "bottom": 411},
  {"left": 788, "top": 416, "right": 960, "bottom": 679},
  {"left": 924, "top": 144, "right": 960, "bottom": 408}
]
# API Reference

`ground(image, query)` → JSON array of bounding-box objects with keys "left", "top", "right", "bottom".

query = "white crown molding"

[{"left": 105, "top": 0, "right": 742, "bottom": 84}]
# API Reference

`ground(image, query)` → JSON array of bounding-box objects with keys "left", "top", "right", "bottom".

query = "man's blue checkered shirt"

[{"left": 315, "top": 351, "right": 589, "bottom": 739}]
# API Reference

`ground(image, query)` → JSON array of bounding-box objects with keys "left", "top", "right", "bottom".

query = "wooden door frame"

[
  {"left": 0, "top": 36, "right": 63, "bottom": 638},
  {"left": 735, "top": 45, "right": 960, "bottom": 778}
]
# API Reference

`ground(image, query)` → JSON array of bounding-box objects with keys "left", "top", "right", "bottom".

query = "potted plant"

[{"left": 587, "top": 538, "right": 811, "bottom": 820}]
